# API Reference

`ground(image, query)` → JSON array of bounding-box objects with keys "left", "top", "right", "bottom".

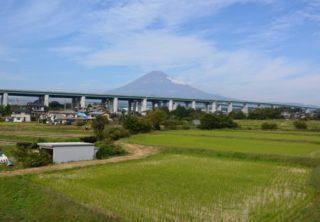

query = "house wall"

[
  {"left": 53, "top": 146, "right": 95, "bottom": 163},
  {"left": 12, "top": 115, "right": 31, "bottom": 122}
]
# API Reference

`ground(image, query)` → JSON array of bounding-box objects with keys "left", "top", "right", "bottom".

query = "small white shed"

[{"left": 38, "top": 142, "right": 96, "bottom": 163}]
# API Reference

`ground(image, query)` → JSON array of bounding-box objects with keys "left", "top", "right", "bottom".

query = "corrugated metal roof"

[{"left": 38, "top": 142, "right": 94, "bottom": 149}]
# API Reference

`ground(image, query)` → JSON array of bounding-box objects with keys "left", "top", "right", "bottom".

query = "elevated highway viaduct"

[{"left": 0, "top": 89, "right": 317, "bottom": 114}]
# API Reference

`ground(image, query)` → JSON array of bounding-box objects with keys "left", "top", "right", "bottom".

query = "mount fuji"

[{"left": 108, "top": 71, "right": 231, "bottom": 100}]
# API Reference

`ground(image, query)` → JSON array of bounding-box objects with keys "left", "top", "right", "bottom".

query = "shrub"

[
  {"left": 199, "top": 114, "right": 238, "bottom": 129},
  {"left": 79, "top": 136, "right": 97, "bottom": 143},
  {"left": 248, "top": 108, "right": 282, "bottom": 120},
  {"left": 95, "top": 143, "right": 126, "bottom": 159},
  {"left": 13, "top": 143, "right": 51, "bottom": 167},
  {"left": 103, "top": 126, "right": 130, "bottom": 141},
  {"left": 293, "top": 120, "right": 308, "bottom": 130},
  {"left": 170, "top": 106, "right": 193, "bottom": 120},
  {"left": 16, "top": 142, "right": 37, "bottom": 149},
  {"left": 229, "top": 111, "right": 246, "bottom": 119},
  {"left": 145, "top": 109, "right": 167, "bottom": 130},
  {"left": 75, "top": 120, "right": 86, "bottom": 126},
  {"left": 261, "top": 122, "right": 278, "bottom": 130},
  {"left": 163, "top": 119, "right": 191, "bottom": 130},
  {"left": 122, "top": 115, "right": 152, "bottom": 134},
  {"left": 92, "top": 115, "right": 109, "bottom": 139},
  {"left": 96, "top": 144, "right": 109, "bottom": 159},
  {"left": 26, "top": 150, "right": 52, "bottom": 167}
]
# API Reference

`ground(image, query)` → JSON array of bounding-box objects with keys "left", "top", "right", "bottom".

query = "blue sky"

[{"left": 0, "top": 0, "right": 320, "bottom": 105}]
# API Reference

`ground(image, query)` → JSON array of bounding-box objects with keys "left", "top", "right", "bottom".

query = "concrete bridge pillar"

[
  {"left": 101, "top": 98, "right": 107, "bottom": 107},
  {"left": 133, "top": 101, "right": 138, "bottom": 112},
  {"left": 227, "top": 102, "right": 233, "bottom": 114},
  {"left": 1, "top": 92, "right": 8, "bottom": 106},
  {"left": 128, "top": 100, "right": 132, "bottom": 113},
  {"left": 142, "top": 98, "right": 147, "bottom": 113},
  {"left": 168, "top": 100, "right": 174, "bottom": 111},
  {"left": 205, "top": 103, "right": 209, "bottom": 113},
  {"left": 211, "top": 102, "right": 217, "bottom": 113},
  {"left": 113, "top": 97, "right": 118, "bottom": 113},
  {"left": 44, "top": 94, "right": 49, "bottom": 107},
  {"left": 80, "top": 96, "right": 86, "bottom": 109},
  {"left": 72, "top": 97, "right": 80, "bottom": 109},
  {"left": 217, "top": 104, "right": 222, "bottom": 112},
  {"left": 137, "top": 101, "right": 142, "bottom": 113},
  {"left": 191, "top": 100, "right": 196, "bottom": 109},
  {"left": 151, "top": 101, "right": 156, "bottom": 110},
  {"left": 241, "top": 103, "right": 249, "bottom": 115},
  {"left": 107, "top": 100, "right": 112, "bottom": 111},
  {"left": 39, "top": 95, "right": 49, "bottom": 107}
]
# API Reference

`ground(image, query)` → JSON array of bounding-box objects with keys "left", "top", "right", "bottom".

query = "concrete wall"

[{"left": 53, "top": 146, "right": 95, "bottom": 163}]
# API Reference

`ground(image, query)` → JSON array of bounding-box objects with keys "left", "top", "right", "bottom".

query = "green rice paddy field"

[{"left": 1, "top": 121, "right": 320, "bottom": 221}]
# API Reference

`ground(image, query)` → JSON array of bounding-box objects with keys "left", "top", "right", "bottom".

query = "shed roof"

[{"left": 38, "top": 142, "right": 94, "bottom": 149}]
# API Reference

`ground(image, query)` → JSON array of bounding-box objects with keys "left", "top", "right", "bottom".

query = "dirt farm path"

[{"left": 0, "top": 142, "right": 159, "bottom": 177}]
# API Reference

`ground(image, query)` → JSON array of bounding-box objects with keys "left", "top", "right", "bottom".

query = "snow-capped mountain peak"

[{"left": 108, "top": 71, "right": 230, "bottom": 100}]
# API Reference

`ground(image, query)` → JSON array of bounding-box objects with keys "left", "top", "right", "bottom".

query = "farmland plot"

[
  {"left": 32, "top": 154, "right": 314, "bottom": 222},
  {"left": 128, "top": 131, "right": 320, "bottom": 157}
]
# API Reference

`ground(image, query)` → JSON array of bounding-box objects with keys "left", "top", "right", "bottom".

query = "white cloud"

[
  {"left": 84, "top": 31, "right": 214, "bottom": 68},
  {"left": 0, "top": 0, "right": 319, "bottom": 105}
]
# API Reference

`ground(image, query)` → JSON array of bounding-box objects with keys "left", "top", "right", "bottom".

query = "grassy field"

[
  {"left": 1, "top": 120, "right": 320, "bottom": 221},
  {"left": 236, "top": 119, "right": 320, "bottom": 131},
  {"left": 0, "top": 122, "right": 92, "bottom": 142},
  {"left": 31, "top": 154, "right": 314, "bottom": 221},
  {"left": 0, "top": 176, "right": 115, "bottom": 221},
  {"left": 128, "top": 130, "right": 320, "bottom": 158}
]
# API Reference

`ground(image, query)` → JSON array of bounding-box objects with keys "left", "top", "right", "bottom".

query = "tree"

[
  {"left": 170, "top": 106, "right": 193, "bottom": 120},
  {"left": 199, "top": 114, "right": 238, "bottom": 129},
  {"left": 145, "top": 109, "right": 167, "bottom": 129},
  {"left": 248, "top": 108, "right": 282, "bottom": 120},
  {"left": 228, "top": 111, "right": 246, "bottom": 119},
  {"left": 293, "top": 120, "right": 308, "bottom": 130},
  {"left": 92, "top": 115, "right": 109, "bottom": 140},
  {"left": 122, "top": 115, "right": 152, "bottom": 134},
  {"left": 0, "top": 104, "right": 12, "bottom": 116},
  {"left": 49, "top": 101, "right": 64, "bottom": 110}
]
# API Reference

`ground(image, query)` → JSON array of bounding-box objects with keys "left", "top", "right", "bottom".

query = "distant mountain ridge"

[{"left": 108, "top": 71, "right": 231, "bottom": 100}]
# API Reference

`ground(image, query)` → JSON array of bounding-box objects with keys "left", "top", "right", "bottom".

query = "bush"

[
  {"left": 75, "top": 120, "right": 86, "bottom": 126},
  {"left": 199, "top": 114, "right": 238, "bottom": 129},
  {"left": 16, "top": 142, "right": 37, "bottom": 149},
  {"left": 96, "top": 144, "right": 109, "bottom": 159},
  {"left": 79, "top": 136, "right": 97, "bottom": 143},
  {"left": 122, "top": 115, "right": 152, "bottom": 134},
  {"left": 95, "top": 143, "right": 126, "bottom": 159},
  {"left": 248, "top": 108, "right": 282, "bottom": 120},
  {"left": 13, "top": 143, "right": 51, "bottom": 167},
  {"left": 145, "top": 109, "right": 167, "bottom": 130},
  {"left": 92, "top": 115, "right": 109, "bottom": 140},
  {"left": 229, "top": 111, "right": 246, "bottom": 119},
  {"left": 163, "top": 119, "right": 191, "bottom": 130},
  {"left": 261, "top": 122, "right": 278, "bottom": 130},
  {"left": 293, "top": 120, "right": 308, "bottom": 130},
  {"left": 103, "top": 126, "right": 130, "bottom": 141}
]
